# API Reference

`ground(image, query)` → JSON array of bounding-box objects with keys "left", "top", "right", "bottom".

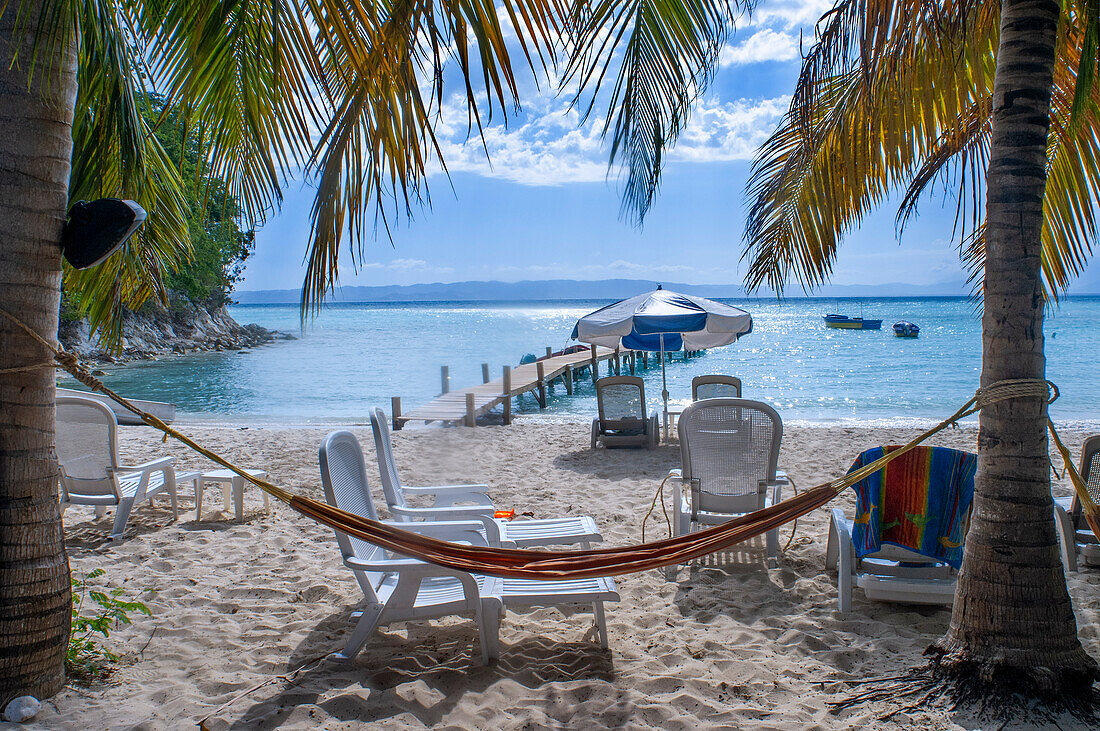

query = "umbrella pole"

[{"left": 660, "top": 333, "right": 669, "bottom": 443}]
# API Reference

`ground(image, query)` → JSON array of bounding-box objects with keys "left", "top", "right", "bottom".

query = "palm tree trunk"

[
  {"left": 0, "top": 1, "right": 78, "bottom": 702},
  {"left": 928, "top": 0, "right": 1098, "bottom": 691}
]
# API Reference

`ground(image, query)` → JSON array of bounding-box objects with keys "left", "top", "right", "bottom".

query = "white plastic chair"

[
  {"left": 56, "top": 396, "right": 198, "bottom": 539},
  {"left": 591, "top": 376, "right": 659, "bottom": 449},
  {"left": 671, "top": 398, "right": 788, "bottom": 569},
  {"left": 1054, "top": 435, "right": 1100, "bottom": 571},
  {"left": 691, "top": 375, "right": 742, "bottom": 400},
  {"left": 370, "top": 409, "right": 602, "bottom": 548},
  {"left": 319, "top": 431, "right": 619, "bottom": 662},
  {"left": 825, "top": 446, "right": 975, "bottom": 613}
]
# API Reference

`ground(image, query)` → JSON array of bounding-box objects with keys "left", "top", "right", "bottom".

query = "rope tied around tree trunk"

[{"left": 1, "top": 306, "right": 1095, "bottom": 579}]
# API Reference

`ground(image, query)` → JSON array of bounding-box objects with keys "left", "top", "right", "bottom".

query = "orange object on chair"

[{"left": 493, "top": 509, "right": 515, "bottom": 520}]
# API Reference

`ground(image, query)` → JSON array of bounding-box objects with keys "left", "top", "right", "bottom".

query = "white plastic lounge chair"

[
  {"left": 591, "top": 375, "right": 659, "bottom": 449},
  {"left": 370, "top": 408, "right": 602, "bottom": 548},
  {"left": 56, "top": 395, "right": 198, "bottom": 539},
  {"left": 319, "top": 431, "right": 619, "bottom": 662},
  {"left": 1054, "top": 435, "right": 1100, "bottom": 571},
  {"left": 825, "top": 446, "right": 976, "bottom": 613},
  {"left": 691, "top": 375, "right": 742, "bottom": 400},
  {"left": 671, "top": 398, "right": 788, "bottom": 569}
]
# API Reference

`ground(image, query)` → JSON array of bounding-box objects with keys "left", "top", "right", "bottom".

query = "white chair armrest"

[
  {"left": 771, "top": 470, "right": 790, "bottom": 484},
  {"left": 384, "top": 509, "right": 503, "bottom": 546},
  {"left": 826, "top": 509, "right": 855, "bottom": 613},
  {"left": 112, "top": 456, "right": 175, "bottom": 474},
  {"left": 765, "top": 481, "right": 782, "bottom": 508},
  {"left": 430, "top": 492, "right": 496, "bottom": 509},
  {"left": 667, "top": 468, "right": 683, "bottom": 479},
  {"left": 390, "top": 504, "right": 491, "bottom": 520},
  {"left": 403, "top": 484, "right": 491, "bottom": 496},
  {"left": 1054, "top": 500, "right": 1078, "bottom": 573},
  {"left": 825, "top": 509, "right": 852, "bottom": 571}
]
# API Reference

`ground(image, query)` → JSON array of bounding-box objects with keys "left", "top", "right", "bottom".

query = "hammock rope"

[{"left": 3, "top": 306, "right": 1098, "bottom": 579}]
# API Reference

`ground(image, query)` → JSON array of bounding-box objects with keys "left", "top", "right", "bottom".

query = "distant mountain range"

[{"left": 233, "top": 278, "right": 976, "bottom": 304}]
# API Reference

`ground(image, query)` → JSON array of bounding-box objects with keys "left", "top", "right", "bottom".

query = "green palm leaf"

[{"left": 564, "top": 0, "right": 740, "bottom": 223}]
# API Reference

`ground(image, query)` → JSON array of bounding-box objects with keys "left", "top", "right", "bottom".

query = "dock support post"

[
  {"left": 564, "top": 365, "right": 574, "bottom": 394},
  {"left": 482, "top": 363, "right": 490, "bottom": 384},
  {"left": 629, "top": 351, "right": 636, "bottom": 374},
  {"left": 591, "top": 345, "right": 599, "bottom": 383},
  {"left": 545, "top": 346, "right": 553, "bottom": 359},
  {"left": 502, "top": 366, "right": 512, "bottom": 425},
  {"left": 536, "top": 361, "right": 547, "bottom": 408},
  {"left": 642, "top": 352, "right": 648, "bottom": 369},
  {"left": 441, "top": 365, "right": 450, "bottom": 395},
  {"left": 613, "top": 347, "right": 620, "bottom": 375},
  {"left": 391, "top": 397, "right": 402, "bottom": 431},
  {"left": 466, "top": 392, "right": 476, "bottom": 427}
]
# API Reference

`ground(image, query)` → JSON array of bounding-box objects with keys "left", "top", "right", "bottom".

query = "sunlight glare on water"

[{"left": 61, "top": 297, "right": 1099, "bottom": 426}]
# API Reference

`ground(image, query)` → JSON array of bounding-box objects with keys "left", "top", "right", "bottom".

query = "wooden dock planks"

[{"left": 397, "top": 346, "right": 626, "bottom": 427}]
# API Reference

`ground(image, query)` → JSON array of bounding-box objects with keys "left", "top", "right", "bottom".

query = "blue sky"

[{"left": 241, "top": 0, "right": 1099, "bottom": 295}]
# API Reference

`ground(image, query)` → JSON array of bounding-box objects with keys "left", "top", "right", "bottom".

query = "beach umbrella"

[{"left": 571, "top": 286, "right": 753, "bottom": 439}]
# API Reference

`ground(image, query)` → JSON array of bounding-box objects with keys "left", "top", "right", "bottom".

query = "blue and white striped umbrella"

[
  {"left": 571, "top": 286, "right": 753, "bottom": 350},
  {"left": 571, "top": 287, "right": 753, "bottom": 440}
]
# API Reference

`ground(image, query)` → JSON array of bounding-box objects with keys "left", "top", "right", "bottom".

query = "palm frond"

[
  {"left": 63, "top": 0, "right": 191, "bottom": 350},
  {"left": 138, "top": 0, "right": 322, "bottom": 227},
  {"left": 744, "top": 0, "right": 1100, "bottom": 301},
  {"left": 297, "top": 0, "right": 567, "bottom": 317},
  {"left": 563, "top": 0, "right": 740, "bottom": 224},
  {"left": 743, "top": 0, "right": 996, "bottom": 294}
]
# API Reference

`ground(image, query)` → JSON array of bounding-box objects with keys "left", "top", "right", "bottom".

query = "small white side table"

[{"left": 196, "top": 468, "right": 270, "bottom": 521}]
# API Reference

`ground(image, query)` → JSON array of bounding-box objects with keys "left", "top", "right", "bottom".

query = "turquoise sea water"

[{"left": 62, "top": 297, "right": 1100, "bottom": 426}]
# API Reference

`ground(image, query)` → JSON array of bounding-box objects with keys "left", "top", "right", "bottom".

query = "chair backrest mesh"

[
  {"left": 596, "top": 376, "right": 646, "bottom": 428},
  {"left": 370, "top": 408, "right": 407, "bottom": 513},
  {"left": 319, "top": 431, "right": 383, "bottom": 570},
  {"left": 692, "top": 375, "right": 742, "bottom": 401},
  {"left": 678, "top": 398, "right": 782, "bottom": 514},
  {"left": 55, "top": 397, "right": 119, "bottom": 493},
  {"left": 1077, "top": 435, "right": 1100, "bottom": 521}
]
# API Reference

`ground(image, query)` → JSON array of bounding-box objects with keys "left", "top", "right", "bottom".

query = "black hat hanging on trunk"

[{"left": 61, "top": 198, "right": 147, "bottom": 270}]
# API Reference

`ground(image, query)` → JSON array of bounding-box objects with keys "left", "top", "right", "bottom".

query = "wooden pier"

[{"left": 392, "top": 345, "right": 655, "bottom": 428}]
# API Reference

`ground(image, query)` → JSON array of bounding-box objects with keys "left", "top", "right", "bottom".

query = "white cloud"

[
  {"left": 720, "top": 29, "right": 801, "bottom": 66},
  {"left": 430, "top": 90, "right": 789, "bottom": 185},
  {"left": 360, "top": 258, "right": 451, "bottom": 273},
  {"left": 746, "top": 0, "right": 834, "bottom": 31},
  {"left": 670, "top": 96, "right": 790, "bottom": 163}
]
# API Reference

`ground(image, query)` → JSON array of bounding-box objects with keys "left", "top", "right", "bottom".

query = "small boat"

[
  {"left": 58, "top": 387, "right": 176, "bottom": 425},
  {"left": 893, "top": 321, "right": 920, "bottom": 338},
  {"left": 823, "top": 314, "right": 883, "bottom": 330}
]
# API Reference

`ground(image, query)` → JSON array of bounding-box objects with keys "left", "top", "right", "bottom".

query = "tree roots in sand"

[{"left": 826, "top": 649, "right": 1100, "bottom": 726}]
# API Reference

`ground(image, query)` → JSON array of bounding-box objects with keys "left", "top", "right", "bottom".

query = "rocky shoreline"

[{"left": 59, "top": 299, "right": 291, "bottom": 364}]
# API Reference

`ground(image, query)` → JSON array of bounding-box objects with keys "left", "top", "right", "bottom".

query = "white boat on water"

[{"left": 57, "top": 387, "right": 176, "bottom": 425}]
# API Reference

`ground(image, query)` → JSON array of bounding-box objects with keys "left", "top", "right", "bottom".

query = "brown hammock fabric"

[{"left": 2, "top": 307, "right": 1096, "bottom": 581}]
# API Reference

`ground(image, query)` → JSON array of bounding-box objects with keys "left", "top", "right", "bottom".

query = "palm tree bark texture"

[
  {"left": 928, "top": 0, "right": 1098, "bottom": 691},
  {"left": 0, "top": 0, "right": 77, "bottom": 703}
]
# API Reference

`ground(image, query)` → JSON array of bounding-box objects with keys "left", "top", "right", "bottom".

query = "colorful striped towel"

[{"left": 847, "top": 446, "right": 977, "bottom": 568}]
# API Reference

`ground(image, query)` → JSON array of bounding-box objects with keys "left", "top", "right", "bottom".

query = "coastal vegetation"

[
  {"left": 61, "top": 95, "right": 255, "bottom": 347},
  {"left": 0, "top": 0, "right": 1096, "bottom": 716}
]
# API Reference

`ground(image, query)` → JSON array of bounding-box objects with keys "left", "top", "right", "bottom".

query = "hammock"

[{"left": 3, "top": 307, "right": 1097, "bottom": 580}]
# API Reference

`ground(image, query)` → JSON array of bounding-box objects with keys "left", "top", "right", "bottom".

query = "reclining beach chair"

[
  {"left": 826, "top": 445, "right": 977, "bottom": 613},
  {"left": 370, "top": 409, "right": 602, "bottom": 548},
  {"left": 1054, "top": 435, "right": 1100, "bottom": 571},
  {"left": 319, "top": 430, "right": 619, "bottom": 663},
  {"left": 591, "top": 375, "right": 659, "bottom": 449},
  {"left": 671, "top": 398, "right": 788, "bottom": 568},
  {"left": 56, "top": 395, "right": 199, "bottom": 539},
  {"left": 691, "top": 375, "right": 742, "bottom": 400}
]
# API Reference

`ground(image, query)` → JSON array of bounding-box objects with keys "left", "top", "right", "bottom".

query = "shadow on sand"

[{"left": 222, "top": 605, "right": 618, "bottom": 729}]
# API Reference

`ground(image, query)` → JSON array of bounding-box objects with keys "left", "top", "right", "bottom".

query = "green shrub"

[{"left": 67, "top": 568, "right": 153, "bottom": 683}]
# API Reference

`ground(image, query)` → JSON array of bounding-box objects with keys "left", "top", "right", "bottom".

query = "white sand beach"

[{"left": 37, "top": 421, "right": 1100, "bottom": 730}]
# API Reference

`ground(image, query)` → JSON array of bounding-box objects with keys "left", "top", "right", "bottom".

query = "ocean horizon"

[{"left": 61, "top": 295, "right": 1100, "bottom": 428}]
